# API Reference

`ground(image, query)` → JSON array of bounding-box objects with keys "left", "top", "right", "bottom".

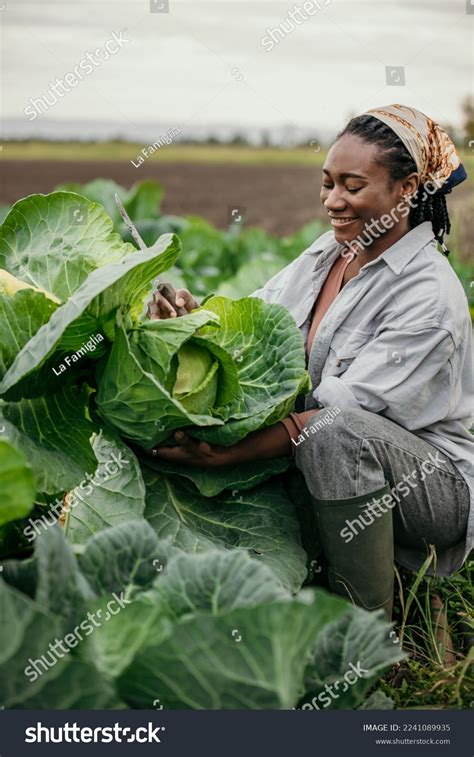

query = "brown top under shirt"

[{"left": 278, "top": 251, "right": 356, "bottom": 451}]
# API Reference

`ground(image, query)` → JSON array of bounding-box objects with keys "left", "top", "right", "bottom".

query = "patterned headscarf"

[{"left": 365, "top": 104, "right": 466, "bottom": 193}]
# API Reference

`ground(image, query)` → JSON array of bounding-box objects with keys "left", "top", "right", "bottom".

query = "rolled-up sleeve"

[{"left": 313, "top": 326, "right": 457, "bottom": 431}]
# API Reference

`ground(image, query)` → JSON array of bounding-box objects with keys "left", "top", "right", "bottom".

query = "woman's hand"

[
  {"left": 145, "top": 421, "right": 295, "bottom": 468},
  {"left": 146, "top": 287, "right": 200, "bottom": 320},
  {"left": 145, "top": 430, "right": 236, "bottom": 468}
]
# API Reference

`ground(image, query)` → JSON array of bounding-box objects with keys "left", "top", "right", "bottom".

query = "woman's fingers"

[
  {"left": 147, "top": 291, "right": 178, "bottom": 320},
  {"left": 150, "top": 446, "right": 187, "bottom": 463},
  {"left": 174, "top": 430, "right": 201, "bottom": 449},
  {"left": 175, "top": 432, "right": 211, "bottom": 452},
  {"left": 175, "top": 289, "right": 200, "bottom": 312},
  {"left": 146, "top": 288, "right": 198, "bottom": 320}
]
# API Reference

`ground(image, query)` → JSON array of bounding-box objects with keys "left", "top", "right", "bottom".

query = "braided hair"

[{"left": 337, "top": 115, "right": 452, "bottom": 254}]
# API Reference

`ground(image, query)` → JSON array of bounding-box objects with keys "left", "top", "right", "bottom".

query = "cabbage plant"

[
  {"left": 0, "top": 190, "right": 403, "bottom": 711},
  {"left": 96, "top": 295, "right": 311, "bottom": 448}
]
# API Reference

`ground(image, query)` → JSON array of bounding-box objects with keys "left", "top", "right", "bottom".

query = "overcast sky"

[{"left": 1, "top": 0, "right": 472, "bottom": 141}]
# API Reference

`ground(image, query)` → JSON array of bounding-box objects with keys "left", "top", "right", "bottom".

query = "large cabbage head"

[{"left": 96, "top": 296, "right": 311, "bottom": 448}]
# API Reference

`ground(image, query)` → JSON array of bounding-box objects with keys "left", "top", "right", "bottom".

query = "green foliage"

[
  {"left": 0, "top": 524, "right": 402, "bottom": 709},
  {"left": 55, "top": 178, "right": 328, "bottom": 300},
  {"left": 0, "top": 194, "right": 180, "bottom": 399},
  {"left": 142, "top": 467, "right": 307, "bottom": 593},
  {"left": 301, "top": 607, "right": 404, "bottom": 709},
  {"left": 0, "top": 192, "right": 135, "bottom": 301},
  {"left": 0, "top": 440, "right": 35, "bottom": 526},
  {"left": 0, "top": 179, "right": 424, "bottom": 710},
  {"left": 55, "top": 178, "right": 164, "bottom": 230}
]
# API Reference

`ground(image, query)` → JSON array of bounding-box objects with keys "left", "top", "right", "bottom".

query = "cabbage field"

[{"left": 0, "top": 176, "right": 450, "bottom": 711}]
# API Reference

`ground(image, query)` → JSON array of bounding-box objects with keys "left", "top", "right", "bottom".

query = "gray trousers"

[{"left": 293, "top": 407, "right": 470, "bottom": 576}]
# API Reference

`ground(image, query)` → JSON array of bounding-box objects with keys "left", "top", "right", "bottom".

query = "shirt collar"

[
  {"left": 307, "top": 222, "right": 436, "bottom": 275},
  {"left": 365, "top": 222, "right": 436, "bottom": 275}
]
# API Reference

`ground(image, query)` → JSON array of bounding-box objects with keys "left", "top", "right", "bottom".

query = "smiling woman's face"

[{"left": 320, "top": 133, "right": 418, "bottom": 248}]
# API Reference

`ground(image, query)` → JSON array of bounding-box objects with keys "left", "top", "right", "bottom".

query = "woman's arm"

[
  {"left": 147, "top": 410, "right": 319, "bottom": 468},
  {"left": 145, "top": 424, "right": 292, "bottom": 468}
]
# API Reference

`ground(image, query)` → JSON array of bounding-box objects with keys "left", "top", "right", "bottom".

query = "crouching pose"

[{"left": 146, "top": 105, "right": 473, "bottom": 619}]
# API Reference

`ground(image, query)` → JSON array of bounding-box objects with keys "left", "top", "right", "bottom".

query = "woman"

[{"left": 146, "top": 105, "right": 474, "bottom": 619}]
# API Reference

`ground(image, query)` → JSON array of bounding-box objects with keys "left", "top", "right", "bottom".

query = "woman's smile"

[{"left": 328, "top": 214, "right": 359, "bottom": 228}]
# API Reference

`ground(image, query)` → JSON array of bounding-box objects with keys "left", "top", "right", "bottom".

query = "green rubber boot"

[{"left": 312, "top": 484, "right": 395, "bottom": 618}]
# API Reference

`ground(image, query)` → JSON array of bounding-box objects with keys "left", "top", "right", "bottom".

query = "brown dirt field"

[
  {"left": 0, "top": 160, "right": 472, "bottom": 262},
  {"left": 0, "top": 160, "right": 328, "bottom": 236}
]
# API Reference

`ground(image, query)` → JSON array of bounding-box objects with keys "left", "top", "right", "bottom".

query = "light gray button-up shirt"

[{"left": 249, "top": 221, "right": 474, "bottom": 574}]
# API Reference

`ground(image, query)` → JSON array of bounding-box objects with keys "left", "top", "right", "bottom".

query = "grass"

[
  {"left": 448, "top": 192, "right": 474, "bottom": 272},
  {"left": 381, "top": 556, "right": 474, "bottom": 709},
  {"left": 1, "top": 141, "right": 473, "bottom": 172},
  {"left": 0, "top": 140, "right": 330, "bottom": 165}
]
